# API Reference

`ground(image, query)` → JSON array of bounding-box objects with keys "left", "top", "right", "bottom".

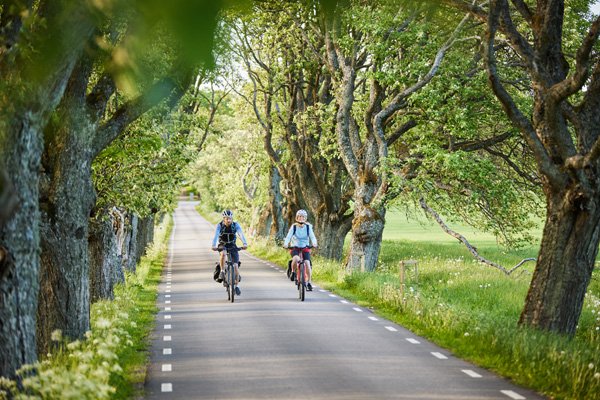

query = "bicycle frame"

[{"left": 291, "top": 247, "right": 311, "bottom": 302}]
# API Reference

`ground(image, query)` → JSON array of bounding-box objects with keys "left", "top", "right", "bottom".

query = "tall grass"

[
  {"left": 0, "top": 216, "right": 172, "bottom": 400},
  {"left": 249, "top": 232, "right": 600, "bottom": 400}
]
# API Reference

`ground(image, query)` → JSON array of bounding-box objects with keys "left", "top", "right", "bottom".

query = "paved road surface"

[{"left": 144, "top": 201, "right": 545, "bottom": 400}]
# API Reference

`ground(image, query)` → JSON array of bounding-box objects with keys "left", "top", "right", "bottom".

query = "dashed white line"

[
  {"left": 340, "top": 300, "right": 349, "bottom": 304},
  {"left": 162, "top": 364, "right": 172, "bottom": 372},
  {"left": 165, "top": 307, "right": 171, "bottom": 311},
  {"left": 319, "top": 289, "right": 327, "bottom": 293},
  {"left": 385, "top": 326, "right": 397, "bottom": 332},
  {"left": 329, "top": 294, "right": 338, "bottom": 298},
  {"left": 431, "top": 352, "right": 448, "bottom": 359},
  {"left": 500, "top": 390, "right": 526, "bottom": 399},
  {"left": 462, "top": 369, "right": 482, "bottom": 378},
  {"left": 164, "top": 324, "right": 172, "bottom": 330},
  {"left": 163, "top": 348, "right": 172, "bottom": 355},
  {"left": 163, "top": 336, "right": 171, "bottom": 341},
  {"left": 165, "top": 295, "right": 171, "bottom": 298},
  {"left": 161, "top": 383, "right": 173, "bottom": 392},
  {"left": 352, "top": 307, "right": 363, "bottom": 312},
  {"left": 368, "top": 316, "right": 379, "bottom": 321},
  {"left": 406, "top": 338, "right": 420, "bottom": 344},
  {"left": 165, "top": 315, "right": 171, "bottom": 320},
  {"left": 165, "top": 300, "right": 171, "bottom": 304},
  {"left": 166, "top": 289, "right": 171, "bottom": 293}
]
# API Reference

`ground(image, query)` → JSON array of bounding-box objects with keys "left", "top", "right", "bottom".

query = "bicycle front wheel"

[
  {"left": 229, "top": 263, "right": 235, "bottom": 303},
  {"left": 299, "top": 263, "right": 305, "bottom": 302}
]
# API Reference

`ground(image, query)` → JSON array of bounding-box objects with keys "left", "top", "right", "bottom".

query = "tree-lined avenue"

[{"left": 144, "top": 201, "right": 545, "bottom": 400}]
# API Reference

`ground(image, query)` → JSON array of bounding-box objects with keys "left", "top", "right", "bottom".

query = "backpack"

[
  {"left": 219, "top": 221, "right": 238, "bottom": 232},
  {"left": 213, "top": 263, "right": 222, "bottom": 282},
  {"left": 218, "top": 221, "right": 238, "bottom": 245},
  {"left": 293, "top": 223, "right": 310, "bottom": 237}
]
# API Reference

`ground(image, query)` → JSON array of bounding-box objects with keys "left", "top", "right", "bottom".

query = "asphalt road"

[{"left": 144, "top": 201, "right": 545, "bottom": 400}]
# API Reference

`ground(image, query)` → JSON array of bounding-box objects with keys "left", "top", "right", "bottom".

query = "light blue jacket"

[{"left": 283, "top": 223, "right": 317, "bottom": 248}]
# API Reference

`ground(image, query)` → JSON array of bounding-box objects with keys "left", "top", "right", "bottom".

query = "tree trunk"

[
  {"left": 126, "top": 214, "right": 140, "bottom": 272},
  {"left": 519, "top": 188, "right": 600, "bottom": 335},
  {"left": 346, "top": 203, "right": 385, "bottom": 271},
  {"left": 137, "top": 216, "right": 154, "bottom": 259},
  {"left": 0, "top": 119, "right": 44, "bottom": 377},
  {"left": 0, "top": 6, "right": 93, "bottom": 371},
  {"left": 313, "top": 212, "right": 352, "bottom": 260},
  {"left": 37, "top": 113, "right": 95, "bottom": 354},
  {"left": 268, "top": 166, "right": 286, "bottom": 242},
  {"left": 89, "top": 214, "right": 123, "bottom": 303}
]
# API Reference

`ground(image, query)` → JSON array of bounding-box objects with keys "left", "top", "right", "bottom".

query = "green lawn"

[{"left": 382, "top": 207, "right": 543, "bottom": 244}]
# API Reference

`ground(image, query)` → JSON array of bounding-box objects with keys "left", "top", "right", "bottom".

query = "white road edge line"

[
  {"left": 162, "top": 364, "right": 172, "bottom": 372},
  {"left": 329, "top": 294, "right": 338, "bottom": 298},
  {"left": 161, "top": 383, "right": 173, "bottom": 392},
  {"left": 431, "top": 352, "right": 448, "bottom": 359},
  {"left": 340, "top": 300, "right": 349, "bottom": 304},
  {"left": 368, "top": 316, "right": 378, "bottom": 321},
  {"left": 462, "top": 369, "right": 482, "bottom": 378},
  {"left": 165, "top": 307, "right": 171, "bottom": 311},
  {"left": 163, "top": 336, "right": 171, "bottom": 341},
  {"left": 165, "top": 315, "right": 171, "bottom": 320},
  {"left": 353, "top": 307, "right": 363, "bottom": 312},
  {"left": 406, "top": 338, "right": 420, "bottom": 344},
  {"left": 385, "top": 326, "right": 397, "bottom": 332},
  {"left": 163, "top": 348, "right": 172, "bottom": 355},
  {"left": 164, "top": 324, "right": 172, "bottom": 329},
  {"left": 165, "top": 300, "right": 171, "bottom": 304},
  {"left": 500, "top": 390, "right": 526, "bottom": 400}
]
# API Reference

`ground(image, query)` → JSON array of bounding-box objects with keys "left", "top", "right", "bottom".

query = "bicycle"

[
  {"left": 288, "top": 246, "right": 312, "bottom": 301},
  {"left": 214, "top": 246, "right": 242, "bottom": 302}
]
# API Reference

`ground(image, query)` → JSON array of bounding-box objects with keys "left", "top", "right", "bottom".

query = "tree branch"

[
  {"left": 452, "top": 131, "right": 513, "bottom": 152},
  {"left": 419, "top": 197, "right": 536, "bottom": 275},
  {"left": 484, "top": 0, "right": 566, "bottom": 190},
  {"left": 93, "top": 68, "right": 192, "bottom": 159},
  {"left": 510, "top": 0, "right": 533, "bottom": 25},
  {"left": 548, "top": 15, "right": 600, "bottom": 103},
  {"left": 387, "top": 119, "right": 416, "bottom": 147},
  {"left": 86, "top": 72, "right": 116, "bottom": 121}
]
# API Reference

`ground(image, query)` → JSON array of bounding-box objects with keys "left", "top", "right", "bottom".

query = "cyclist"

[
  {"left": 283, "top": 209, "right": 318, "bottom": 291},
  {"left": 211, "top": 209, "right": 248, "bottom": 296}
]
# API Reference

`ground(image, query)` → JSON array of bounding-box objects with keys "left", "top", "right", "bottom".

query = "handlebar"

[
  {"left": 213, "top": 246, "right": 246, "bottom": 251},
  {"left": 284, "top": 246, "right": 314, "bottom": 250}
]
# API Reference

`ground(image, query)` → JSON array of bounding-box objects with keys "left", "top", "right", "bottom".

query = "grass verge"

[{"left": 0, "top": 215, "right": 172, "bottom": 400}]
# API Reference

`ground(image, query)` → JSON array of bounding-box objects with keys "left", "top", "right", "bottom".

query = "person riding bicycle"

[
  {"left": 211, "top": 209, "right": 248, "bottom": 296},
  {"left": 283, "top": 209, "right": 318, "bottom": 291}
]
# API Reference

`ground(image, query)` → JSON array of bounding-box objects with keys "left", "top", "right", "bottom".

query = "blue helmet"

[{"left": 222, "top": 209, "right": 233, "bottom": 218}]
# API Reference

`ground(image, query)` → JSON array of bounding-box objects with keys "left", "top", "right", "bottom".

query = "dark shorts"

[
  {"left": 220, "top": 245, "right": 240, "bottom": 264},
  {"left": 290, "top": 247, "right": 311, "bottom": 262}
]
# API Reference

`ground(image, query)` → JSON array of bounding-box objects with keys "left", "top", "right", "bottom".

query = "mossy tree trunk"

[{"left": 0, "top": 1, "right": 95, "bottom": 377}]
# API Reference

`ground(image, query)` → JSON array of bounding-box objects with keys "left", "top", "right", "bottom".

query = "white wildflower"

[
  {"left": 95, "top": 318, "right": 111, "bottom": 329},
  {"left": 50, "top": 330, "right": 62, "bottom": 342}
]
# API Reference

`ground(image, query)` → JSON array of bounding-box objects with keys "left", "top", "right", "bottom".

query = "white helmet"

[
  {"left": 222, "top": 209, "right": 233, "bottom": 218},
  {"left": 296, "top": 209, "right": 308, "bottom": 218}
]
